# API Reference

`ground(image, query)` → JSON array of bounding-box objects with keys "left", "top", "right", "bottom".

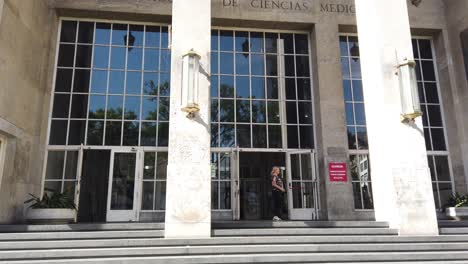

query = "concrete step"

[
  {"left": 440, "top": 227, "right": 468, "bottom": 234},
  {"left": 0, "top": 230, "right": 164, "bottom": 241},
  {"left": 438, "top": 220, "right": 468, "bottom": 227},
  {"left": 212, "top": 220, "right": 389, "bottom": 229},
  {"left": 0, "top": 223, "right": 164, "bottom": 233},
  {"left": 3, "top": 235, "right": 468, "bottom": 250},
  {"left": 212, "top": 227, "right": 399, "bottom": 236},
  {"left": 2, "top": 242, "right": 468, "bottom": 260},
  {"left": 2, "top": 251, "right": 468, "bottom": 263}
]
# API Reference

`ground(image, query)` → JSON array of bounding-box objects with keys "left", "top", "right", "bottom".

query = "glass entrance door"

[
  {"left": 286, "top": 151, "right": 318, "bottom": 220},
  {"left": 106, "top": 150, "right": 141, "bottom": 222}
]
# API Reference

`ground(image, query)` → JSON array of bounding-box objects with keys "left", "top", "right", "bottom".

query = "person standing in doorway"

[{"left": 271, "top": 166, "right": 285, "bottom": 221}]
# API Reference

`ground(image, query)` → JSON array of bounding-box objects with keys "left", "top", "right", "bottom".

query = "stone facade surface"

[
  {"left": 0, "top": 0, "right": 466, "bottom": 224},
  {"left": 0, "top": 0, "right": 56, "bottom": 222}
]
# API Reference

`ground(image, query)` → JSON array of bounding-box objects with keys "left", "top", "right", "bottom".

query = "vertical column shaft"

[
  {"left": 165, "top": 0, "right": 212, "bottom": 238},
  {"left": 355, "top": 0, "right": 438, "bottom": 235}
]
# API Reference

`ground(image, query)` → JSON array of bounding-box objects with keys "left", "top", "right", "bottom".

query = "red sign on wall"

[{"left": 329, "top": 163, "right": 348, "bottom": 182}]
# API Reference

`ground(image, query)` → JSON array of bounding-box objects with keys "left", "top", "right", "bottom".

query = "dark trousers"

[{"left": 272, "top": 190, "right": 283, "bottom": 217}]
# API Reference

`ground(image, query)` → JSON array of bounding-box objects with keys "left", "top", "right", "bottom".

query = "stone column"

[
  {"left": 311, "top": 22, "right": 356, "bottom": 221},
  {"left": 164, "top": 0, "right": 212, "bottom": 238},
  {"left": 355, "top": 0, "right": 438, "bottom": 235}
]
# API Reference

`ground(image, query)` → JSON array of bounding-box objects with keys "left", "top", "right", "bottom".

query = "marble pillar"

[
  {"left": 355, "top": 0, "right": 438, "bottom": 235},
  {"left": 164, "top": 0, "right": 212, "bottom": 238}
]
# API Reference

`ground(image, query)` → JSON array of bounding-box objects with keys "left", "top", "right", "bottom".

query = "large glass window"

[
  {"left": 43, "top": 150, "right": 79, "bottom": 197},
  {"left": 50, "top": 20, "right": 171, "bottom": 147},
  {"left": 211, "top": 30, "right": 314, "bottom": 149},
  {"left": 413, "top": 38, "right": 453, "bottom": 208},
  {"left": 141, "top": 152, "right": 168, "bottom": 211},
  {"left": 340, "top": 36, "right": 373, "bottom": 210}
]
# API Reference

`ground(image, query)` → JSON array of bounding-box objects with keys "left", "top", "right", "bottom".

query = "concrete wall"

[{"left": 0, "top": 0, "right": 57, "bottom": 223}]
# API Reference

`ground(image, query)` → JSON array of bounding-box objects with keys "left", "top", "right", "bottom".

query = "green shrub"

[
  {"left": 24, "top": 188, "right": 76, "bottom": 209},
  {"left": 445, "top": 193, "right": 468, "bottom": 208}
]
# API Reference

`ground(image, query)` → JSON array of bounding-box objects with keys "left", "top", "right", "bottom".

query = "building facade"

[{"left": 0, "top": 0, "right": 468, "bottom": 234}]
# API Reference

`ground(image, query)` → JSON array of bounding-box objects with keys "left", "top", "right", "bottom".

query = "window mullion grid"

[
  {"left": 292, "top": 34, "right": 301, "bottom": 149},
  {"left": 65, "top": 22, "right": 81, "bottom": 147},
  {"left": 120, "top": 24, "right": 130, "bottom": 146},
  {"left": 248, "top": 32, "right": 252, "bottom": 148},
  {"left": 84, "top": 22, "right": 98, "bottom": 145},
  {"left": 233, "top": 32, "right": 238, "bottom": 149}
]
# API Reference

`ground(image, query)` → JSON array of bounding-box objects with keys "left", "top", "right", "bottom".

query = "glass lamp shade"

[
  {"left": 181, "top": 50, "right": 201, "bottom": 117},
  {"left": 398, "top": 59, "right": 422, "bottom": 122}
]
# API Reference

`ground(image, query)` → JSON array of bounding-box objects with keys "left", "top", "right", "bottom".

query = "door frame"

[
  {"left": 106, "top": 148, "right": 142, "bottom": 222},
  {"left": 286, "top": 150, "right": 319, "bottom": 220}
]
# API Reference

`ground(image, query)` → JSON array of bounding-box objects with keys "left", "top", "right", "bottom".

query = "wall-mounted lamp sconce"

[
  {"left": 397, "top": 58, "right": 423, "bottom": 123},
  {"left": 181, "top": 49, "right": 201, "bottom": 119}
]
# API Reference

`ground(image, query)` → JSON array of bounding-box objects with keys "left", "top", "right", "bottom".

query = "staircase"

[{"left": 0, "top": 221, "right": 467, "bottom": 263}]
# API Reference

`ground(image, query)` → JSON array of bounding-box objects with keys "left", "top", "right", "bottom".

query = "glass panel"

[
  {"left": 87, "top": 120, "right": 104, "bottom": 145},
  {"left": 356, "top": 127, "right": 368, "bottom": 149},
  {"left": 126, "top": 72, "right": 142, "bottom": 95},
  {"left": 141, "top": 181, "right": 154, "bottom": 210},
  {"left": 105, "top": 121, "right": 122, "bottom": 146},
  {"left": 236, "top": 100, "right": 250, "bottom": 123},
  {"left": 60, "top": 21, "right": 77, "bottom": 43},
  {"left": 211, "top": 53, "right": 219, "bottom": 74},
  {"left": 73, "top": 69, "right": 91, "bottom": 93},
  {"left": 129, "top": 25, "right": 144, "bottom": 47},
  {"left": 350, "top": 58, "right": 362, "bottom": 79},
  {"left": 220, "top": 76, "right": 234, "bottom": 98},
  {"left": 143, "top": 152, "right": 155, "bottom": 179},
  {"left": 211, "top": 182, "right": 219, "bottom": 209},
  {"left": 211, "top": 100, "right": 219, "bottom": 122},
  {"left": 110, "top": 152, "right": 136, "bottom": 210},
  {"left": 58, "top": 44, "right": 75, "bottom": 67},
  {"left": 220, "top": 31, "right": 234, "bottom": 51},
  {"left": 252, "top": 100, "right": 266, "bottom": 123},
  {"left": 348, "top": 37, "right": 360, "bottom": 57},
  {"left": 265, "top": 55, "right": 277, "bottom": 76},
  {"left": 421, "top": 61, "right": 436, "bottom": 81},
  {"left": 91, "top": 70, "right": 108, "bottom": 94},
  {"left": 251, "top": 32, "right": 264, "bottom": 53},
  {"left": 438, "top": 183, "right": 453, "bottom": 210},
  {"left": 158, "top": 97, "right": 170, "bottom": 121},
  {"left": 295, "top": 34, "right": 309, "bottom": 54},
  {"left": 49, "top": 120, "right": 68, "bottom": 145},
  {"left": 268, "top": 125, "right": 282, "bottom": 148},
  {"left": 285, "top": 78, "right": 296, "bottom": 100},
  {"left": 140, "top": 122, "right": 156, "bottom": 146},
  {"left": 354, "top": 103, "right": 366, "bottom": 125},
  {"left": 267, "top": 101, "right": 280, "bottom": 123},
  {"left": 155, "top": 181, "right": 166, "bottom": 210},
  {"left": 109, "top": 71, "right": 125, "bottom": 94},
  {"left": 352, "top": 182, "right": 363, "bottom": 209},
  {"left": 71, "top": 94, "right": 88, "bottom": 118},
  {"left": 44, "top": 181, "right": 62, "bottom": 193},
  {"left": 236, "top": 53, "right": 249, "bottom": 75},
  {"left": 157, "top": 122, "right": 169, "bottom": 147},
  {"left": 303, "top": 182, "right": 314, "bottom": 208},
  {"left": 88, "top": 95, "right": 106, "bottom": 119},
  {"left": 220, "top": 182, "right": 231, "bottom": 209},
  {"left": 301, "top": 154, "right": 312, "bottom": 180},
  {"left": 110, "top": 47, "right": 126, "bottom": 70},
  {"left": 124, "top": 96, "right": 140, "bottom": 120},
  {"left": 68, "top": 120, "right": 86, "bottom": 145},
  {"left": 341, "top": 57, "right": 350, "bottom": 79},
  {"left": 292, "top": 182, "right": 302, "bottom": 209},
  {"left": 252, "top": 125, "right": 267, "bottom": 148},
  {"left": 297, "top": 79, "right": 311, "bottom": 100},
  {"left": 52, "top": 94, "right": 70, "bottom": 118},
  {"left": 211, "top": 30, "right": 219, "bottom": 51},
  {"left": 296, "top": 56, "right": 310, "bottom": 77},
  {"left": 286, "top": 102, "right": 298, "bottom": 124},
  {"left": 431, "top": 128, "right": 446, "bottom": 151},
  {"left": 160, "top": 73, "right": 171, "bottom": 97},
  {"left": 352, "top": 80, "right": 363, "bottom": 101},
  {"left": 290, "top": 154, "right": 300, "bottom": 180},
  {"left": 143, "top": 72, "right": 158, "bottom": 96},
  {"left": 112, "top": 24, "right": 128, "bottom": 46},
  {"left": 265, "top": 33, "right": 278, "bottom": 53},
  {"left": 160, "top": 49, "right": 171, "bottom": 72},
  {"left": 347, "top": 126, "right": 357, "bottom": 150},
  {"left": 435, "top": 156, "right": 451, "bottom": 182},
  {"left": 46, "top": 151, "right": 65, "bottom": 179},
  {"left": 251, "top": 54, "right": 265, "bottom": 76},
  {"left": 122, "top": 121, "right": 139, "bottom": 146},
  {"left": 75, "top": 45, "right": 93, "bottom": 68},
  {"left": 95, "top": 23, "right": 111, "bottom": 45},
  {"left": 219, "top": 153, "right": 230, "bottom": 179},
  {"left": 145, "top": 26, "right": 160, "bottom": 47},
  {"left": 219, "top": 124, "right": 235, "bottom": 147},
  {"left": 300, "top": 126, "right": 314, "bottom": 149},
  {"left": 266, "top": 78, "right": 278, "bottom": 99},
  {"left": 350, "top": 155, "right": 359, "bottom": 181},
  {"left": 287, "top": 126, "right": 299, "bottom": 148},
  {"left": 251, "top": 77, "right": 265, "bottom": 99},
  {"left": 220, "top": 53, "right": 234, "bottom": 74},
  {"left": 220, "top": 99, "right": 234, "bottom": 122},
  {"left": 237, "top": 124, "right": 251, "bottom": 148},
  {"left": 343, "top": 80, "right": 352, "bottom": 101},
  {"left": 428, "top": 155, "right": 436, "bottom": 181},
  {"left": 298, "top": 102, "right": 312, "bottom": 124},
  {"left": 424, "top": 82, "right": 439, "bottom": 104},
  {"left": 156, "top": 152, "right": 168, "bottom": 180},
  {"left": 281, "top": 33, "right": 294, "bottom": 54},
  {"left": 211, "top": 125, "right": 219, "bottom": 147},
  {"left": 55, "top": 69, "right": 73, "bottom": 93},
  {"left": 236, "top": 76, "right": 250, "bottom": 98},
  {"left": 161, "top": 27, "right": 169, "bottom": 48},
  {"left": 144, "top": 49, "right": 159, "bottom": 71},
  {"left": 285, "top": 56, "right": 295, "bottom": 77},
  {"left": 142, "top": 97, "right": 158, "bottom": 121},
  {"left": 427, "top": 105, "right": 443, "bottom": 127},
  {"left": 362, "top": 182, "right": 374, "bottom": 209},
  {"left": 107, "top": 95, "right": 123, "bottom": 119},
  {"left": 63, "top": 181, "right": 76, "bottom": 198}
]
